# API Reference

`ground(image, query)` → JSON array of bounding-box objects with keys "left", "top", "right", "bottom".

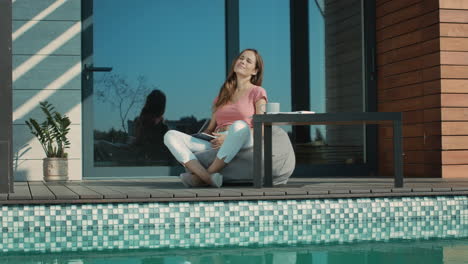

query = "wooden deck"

[{"left": 1, "top": 177, "right": 468, "bottom": 204}]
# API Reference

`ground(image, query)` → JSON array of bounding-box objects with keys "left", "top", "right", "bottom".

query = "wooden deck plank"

[
  {"left": 350, "top": 189, "right": 372, "bottom": 194},
  {"left": 306, "top": 190, "right": 329, "bottom": 195},
  {"left": 104, "top": 185, "right": 151, "bottom": 199},
  {"left": 371, "top": 188, "right": 393, "bottom": 193},
  {"left": 8, "top": 183, "right": 31, "bottom": 200},
  {"left": 237, "top": 189, "right": 265, "bottom": 197},
  {"left": 105, "top": 180, "right": 182, "bottom": 198},
  {"left": 170, "top": 190, "right": 197, "bottom": 198},
  {"left": 46, "top": 184, "right": 79, "bottom": 200},
  {"left": 212, "top": 189, "right": 243, "bottom": 197},
  {"left": 187, "top": 189, "right": 220, "bottom": 198},
  {"left": 452, "top": 186, "right": 468, "bottom": 191},
  {"left": 79, "top": 183, "right": 127, "bottom": 199},
  {"left": 432, "top": 187, "right": 452, "bottom": 192},
  {"left": 189, "top": 188, "right": 244, "bottom": 198},
  {"left": 411, "top": 187, "right": 432, "bottom": 192},
  {"left": 1, "top": 178, "right": 468, "bottom": 204},
  {"left": 148, "top": 190, "right": 174, "bottom": 198},
  {"left": 63, "top": 183, "right": 104, "bottom": 199},
  {"left": 140, "top": 185, "right": 182, "bottom": 197},
  {"left": 106, "top": 182, "right": 179, "bottom": 198},
  {"left": 391, "top": 188, "right": 413, "bottom": 193},
  {"left": 29, "top": 182, "right": 55, "bottom": 200},
  {"left": 271, "top": 188, "right": 308, "bottom": 196},
  {"left": 263, "top": 190, "right": 287, "bottom": 196}
]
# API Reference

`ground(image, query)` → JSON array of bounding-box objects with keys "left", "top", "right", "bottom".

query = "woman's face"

[{"left": 234, "top": 50, "right": 258, "bottom": 78}]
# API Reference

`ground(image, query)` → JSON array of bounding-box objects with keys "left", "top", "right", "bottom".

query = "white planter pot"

[{"left": 43, "top": 158, "right": 68, "bottom": 181}]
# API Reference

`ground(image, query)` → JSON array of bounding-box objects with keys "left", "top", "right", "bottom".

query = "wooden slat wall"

[
  {"left": 439, "top": 0, "right": 468, "bottom": 178},
  {"left": 376, "top": 0, "right": 440, "bottom": 177},
  {"left": 12, "top": 0, "right": 82, "bottom": 181}
]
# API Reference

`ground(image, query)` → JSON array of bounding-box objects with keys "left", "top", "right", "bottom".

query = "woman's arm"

[
  {"left": 255, "top": 99, "right": 267, "bottom": 115},
  {"left": 204, "top": 113, "right": 217, "bottom": 134}
]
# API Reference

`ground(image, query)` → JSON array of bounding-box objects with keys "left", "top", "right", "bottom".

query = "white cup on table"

[{"left": 265, "top": 102, "right": 280, "bottom": 113}]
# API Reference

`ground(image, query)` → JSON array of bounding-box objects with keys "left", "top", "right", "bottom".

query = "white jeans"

[{"left": 163, "top": 120, "right": 253, "bottom": 164}]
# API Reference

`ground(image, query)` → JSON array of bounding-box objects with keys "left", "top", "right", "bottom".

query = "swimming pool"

[
  {"left": 0, "top": 196, "right": 466, "bottom": 262},
  {"left": 1, "top": 238, "right": 467, "bottom": 264}
]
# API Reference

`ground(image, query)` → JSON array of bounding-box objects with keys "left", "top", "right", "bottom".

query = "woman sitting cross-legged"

[{"left": 163, "top": 48, "right": 267, "bottom": 188}]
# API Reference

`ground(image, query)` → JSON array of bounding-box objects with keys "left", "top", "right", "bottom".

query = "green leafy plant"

[{"left": 25, "top": 101, "right": 71, "bottom": 158}]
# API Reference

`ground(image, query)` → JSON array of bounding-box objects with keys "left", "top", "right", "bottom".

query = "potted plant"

[{"left": 25, "top": 101, "right": 71, "bottom": 181}]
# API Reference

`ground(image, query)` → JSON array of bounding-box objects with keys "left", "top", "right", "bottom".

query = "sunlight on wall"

[
  {"left": 12, "top": 0, "right": 67, "bottom": 41},
  {"left": 13, "top": 20, "right": 82, "bottom": 82},
  {"left": 13, "top": 61, "right": 81, "bottom": 122},
  {"left": 11, "top": 0, "right": 84, "bottom": 181},
  {"left": 12, "top": 14, "right": 91, "bottom": 121}
]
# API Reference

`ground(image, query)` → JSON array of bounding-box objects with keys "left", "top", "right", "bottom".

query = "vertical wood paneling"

[{"left": 376, "top": 0, "right": 440, "bottom": 177}]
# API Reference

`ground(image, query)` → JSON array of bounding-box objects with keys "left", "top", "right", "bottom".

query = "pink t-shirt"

[{"left": 213, "top": 86, "right": 267, "bottom": 131}]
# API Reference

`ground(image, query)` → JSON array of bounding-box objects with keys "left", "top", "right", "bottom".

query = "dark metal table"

[{"left": 253, "top": 112, "right": 403, "bottom": 188}]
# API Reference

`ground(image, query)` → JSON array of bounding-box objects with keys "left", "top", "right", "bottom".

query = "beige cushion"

[{"left": 190, "top": 126, "right": 295, "bottom": 185}]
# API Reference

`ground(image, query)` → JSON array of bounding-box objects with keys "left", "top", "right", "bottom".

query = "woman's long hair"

[{"left": 214, "top": 49, "right": 264, "bottom": 111}]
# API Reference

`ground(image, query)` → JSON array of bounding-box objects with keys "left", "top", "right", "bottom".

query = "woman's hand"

[{"left": 210, "top": 133, "right": 226, "bottom": 149}]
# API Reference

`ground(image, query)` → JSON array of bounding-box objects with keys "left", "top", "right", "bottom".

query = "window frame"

[
  {"left": 81, "top": 0, "right": 236, "bottom": 178},
  {"left": 0, "top": 0, "right": 13, "bottom": 193}
]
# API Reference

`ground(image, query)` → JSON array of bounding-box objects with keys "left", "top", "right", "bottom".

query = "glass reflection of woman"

[
  {"left": 134, "top": 89, "right": 171, "bottom": 163},
  {"left": 164, "top": 49, "right": 267, "bottom": 188}
]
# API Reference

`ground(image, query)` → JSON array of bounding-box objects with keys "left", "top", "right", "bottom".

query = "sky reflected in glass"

[
  {"left": 93, "top": 0, "right": 225, "bottom": 132},
  {"left": 92, "top": 0, "right": 327, "bottom": 133}
]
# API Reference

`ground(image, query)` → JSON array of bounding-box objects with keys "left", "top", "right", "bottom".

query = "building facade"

[
  {"left": 376, "top": 0, "right": 468, "bottom": 178},
  {"left": 1, "top": 0, "right": 467, "bottom": 187}
]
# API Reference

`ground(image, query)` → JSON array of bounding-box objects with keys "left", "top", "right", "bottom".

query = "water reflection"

[{"left": 3, "top": 239, "right": 467, "bottom": 264}]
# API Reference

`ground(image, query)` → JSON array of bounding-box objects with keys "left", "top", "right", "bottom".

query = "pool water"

[{"left": 1, "top": 238, "right": 467, "bottom": 264}]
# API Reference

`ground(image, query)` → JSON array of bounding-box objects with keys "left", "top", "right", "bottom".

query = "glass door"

[
  {"left": 302, "top": 0, "right": 369, "bottom": 175},
  {"left": 294, "top": 0, "right": 376, "bottom": 176},
  {"left": 293, "top": 0, "right": 375, "bottom": 176},
  {"left": 82, "top": 0, "right": 225, "bottom": 178}
]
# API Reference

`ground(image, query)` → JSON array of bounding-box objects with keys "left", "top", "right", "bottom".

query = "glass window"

[
  {"left": 239, "top": 0, "right": 292, "bottom": 120},
  {"left": 305, "top": 0, "right": 365, "bottom": 165},
  {"left": 91, "top": 0, "right": 225, "bottom": 169}
]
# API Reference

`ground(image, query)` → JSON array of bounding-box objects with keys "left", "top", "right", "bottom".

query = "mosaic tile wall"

[{"left": 0, "top": 196, "right": 467, "bottom": 253}]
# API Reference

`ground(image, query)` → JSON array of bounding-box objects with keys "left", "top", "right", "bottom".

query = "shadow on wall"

[{"left": 13, "top": 143, "right": 30, "bottom": 180}]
